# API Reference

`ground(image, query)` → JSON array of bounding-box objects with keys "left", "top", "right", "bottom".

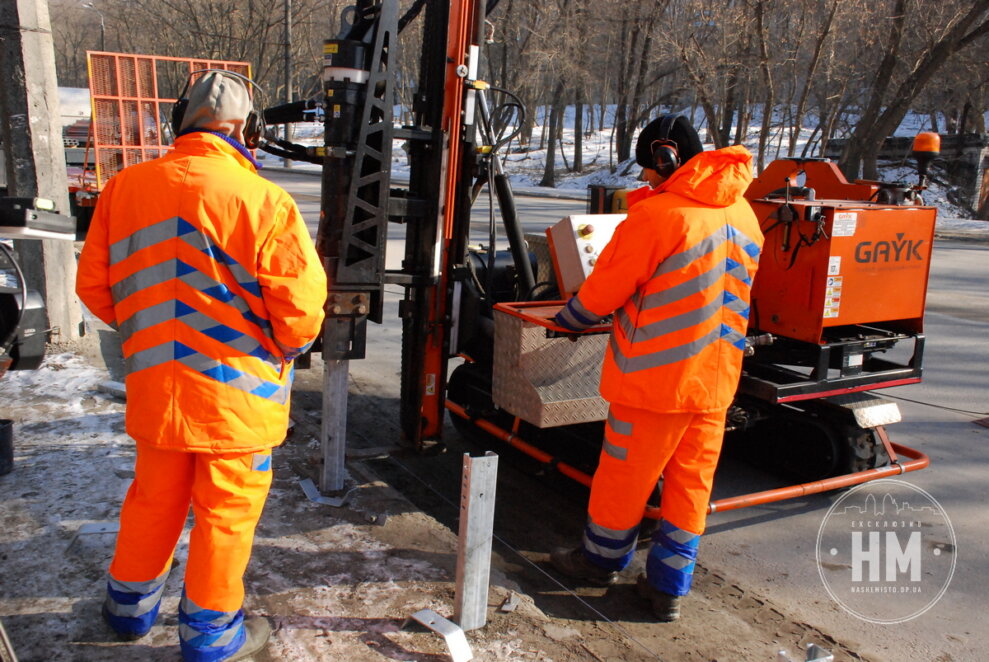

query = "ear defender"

[
  {"left": 650, "top": 114, "right": 681, "bottom": 178},
  {"left": 170, "top": 96, "right": 189, "bottom": 138},
  {"left": 243, "top": 110, "right": 262, "bottom": 149},
  {"left": 651, "top": 139, "right": 680, "bottom": 179}
]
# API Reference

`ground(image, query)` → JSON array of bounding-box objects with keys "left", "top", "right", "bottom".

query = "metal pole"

[
  {"left": 282, "top": 0, "right": 293, "bottom": 168},
  {"left": 81, "top": 2, "right": 105, "bottom": 50},
  {"left": 454, "top": 451, "right": 498, "bottom": 632},
  {"left": 320, "top": 355, "right": 349, "bottom": 493}
]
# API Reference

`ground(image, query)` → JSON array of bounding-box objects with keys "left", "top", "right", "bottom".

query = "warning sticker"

[
  {"left": 832, "top": 212, "right": 858, "bottom": 237},
  {"left": 824, "top": 275, "right": 843, "bottom": 319},
  {"left": 828, "top": 256, "right": 842, "bottom": 276}
]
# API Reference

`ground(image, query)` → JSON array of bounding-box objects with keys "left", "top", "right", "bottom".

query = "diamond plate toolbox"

[{"left": 492, "top": 308, "right": 608, "bottom": 428}]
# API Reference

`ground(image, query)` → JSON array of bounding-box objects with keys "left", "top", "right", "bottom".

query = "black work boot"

[
  {"left": 226, "top": 616, "right": 272, "bottom": 661},
  {"left": 550, "top": 547, "right": 619, "bottom": 586},
  {"left": 636, "top": 575, "right": 681, "bottom": 622}
]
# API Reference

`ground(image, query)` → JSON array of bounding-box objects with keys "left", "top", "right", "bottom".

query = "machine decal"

[
  {"left": 854, "top": 234, "right": 926, "bottom": 263},
  {"left": 828, "top": 255, "right": 842, "bottom": 275},
  {"left": 832, "top": 212, "right": 858, "bottom": 237}
]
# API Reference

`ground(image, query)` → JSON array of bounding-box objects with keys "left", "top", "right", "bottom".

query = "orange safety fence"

[{"left": 83, "top": 51, "right": 251, "bottom": 191}]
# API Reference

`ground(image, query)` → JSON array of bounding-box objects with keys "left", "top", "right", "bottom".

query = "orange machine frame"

[{"left": 84, "top": 51, "right": 251, "bottom": 190}]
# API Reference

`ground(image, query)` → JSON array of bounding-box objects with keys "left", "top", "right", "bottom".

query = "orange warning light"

[{"left": 912, "top": 132, "right": 941, "bottom": 155}]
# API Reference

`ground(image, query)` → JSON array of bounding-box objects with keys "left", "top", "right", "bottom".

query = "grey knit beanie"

[{"left": 179, "top": 71, "right": 252, "bottom": 143}]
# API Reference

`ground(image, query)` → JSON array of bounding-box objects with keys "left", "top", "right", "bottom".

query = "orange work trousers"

[
  {"left": 108, "top": 444, "right": 273, "bottom": 612},
  {"left": 582, "top": 403, "right": 726, "bottom": 588}
]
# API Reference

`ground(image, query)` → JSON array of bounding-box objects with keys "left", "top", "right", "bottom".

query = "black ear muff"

[
  {"left": 243, "top": 110, "right": 262, "bottom": 149},
  {"left": 651, "top": 139, "right": 680, "bottom": 179},
  {"left": 650, "top": 113, "right": 681, "bottom": 178},
  {"left": 170, "top": 97, "right": 189, "bottom": 138}
]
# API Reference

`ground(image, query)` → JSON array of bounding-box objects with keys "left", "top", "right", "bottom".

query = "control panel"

[{"left": 545, "top": 214, "right": 626, "bottom": 295}]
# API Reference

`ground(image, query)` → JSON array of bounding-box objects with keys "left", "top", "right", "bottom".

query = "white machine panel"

[{"left": 546, "top": 214, "right": 626, "bottom": 295}]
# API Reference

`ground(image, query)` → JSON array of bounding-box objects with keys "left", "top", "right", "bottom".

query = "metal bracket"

[
  {"left": 778, "top": 643, "right": 834, "bottom": 662},
  {"left": 404, "top": 609, "right": 473, "bottom": 662},
  {"left": 299, "top": 477, "right": 356, "bottom": 508}
]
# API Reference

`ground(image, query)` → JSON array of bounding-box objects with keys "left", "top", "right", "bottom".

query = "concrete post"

[{"left": 0, "top": 0, "right": 83, "bottom": 342}]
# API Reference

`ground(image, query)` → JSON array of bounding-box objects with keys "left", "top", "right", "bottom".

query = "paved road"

[{"left": 265, "top": 168, "right": 988, "bottom": 660}]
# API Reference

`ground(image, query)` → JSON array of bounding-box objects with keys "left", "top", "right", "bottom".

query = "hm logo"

[{"left": 851, "top": 531, "right": 922, "bottom": 582}]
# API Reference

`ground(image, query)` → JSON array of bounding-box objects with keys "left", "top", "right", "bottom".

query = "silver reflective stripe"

[
  {"left": 171, "top": 305, "right": 278, "bottom": 370},
  {"left": 125, "top": 342, "right": 288, "bottom": 404},
  {"left": 111, "top": 260, "right": 175, "bottom": 303},
  {"left": 109, "top": 216, "right": 260, "bottom": 300},
  {"left": 110, "top": 217, "right": 183, "bottom": 266},
  {"left": 106, "top": 573, "right": 168, "bottom": 618},
  {"left": 661, "top": 553, "right": 694, "bottom": 570},
  {"left": 606, "top": 410, "right": 633, "bottom": 436},
  {"left": 179, "top": 594, "right": 241, "bottom": 647},
  {"left": 179, "top": 230, "right": 257, "bottom": 295},
  {"left": 111, "top": 258, "right": 272, "bottom": 340},
  {"left": 626, "top": 291, "right": 751, "bottom": 344},
  {"left": 558, "top": 295, "right": 603, "bottom": 330},
  {"left": 583, "top": 521, "right": 638, "bottom": 560},
  {"left": 651, "top": 224, "right": 760, "bottom": 281},
  {"left": 108, "top": 573, "right": 168, "bottom": 596},
  {"left": 125, "top": 342, "right": 174, "bottom": 376},
  {"left": 570, "top": 296, "right": 603, "bottom": 324},
  {"left": 602, "top": 438, "right": 627, "bottom": 461},
  {"left": 721, "top": 325, "right": 745, "bottom": 348},
  {"left": 636, "top": 261, "right": 726, "bottom": 314},
  {"left": 610, "top": 325, "right": 720, "bottom": 373},
  {"left": 586, "top": 520, "right": 637, "bottom": 541},
  {"left": 651, "top": 225, "right": 731, "bottom": 280},
  {"left": 178, "top": 269, "right": 273, "bottom": 339},
  {"left": 179, "top": 594, "right": 239, "bottom": 627},
  {"left": 584, "top": 534, "right": 635, "bottom": 560},
  {"left": 118, "top": 300, "right": 175, "bottom": 343},
  {"left": 664, "top": 527, "right": 699, "bottom": 545},
  {"left": 173, "top": 351, "right": 286, "bottom": 404}
]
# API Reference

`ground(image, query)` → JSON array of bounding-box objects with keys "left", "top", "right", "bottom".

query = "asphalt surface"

[{"left": 263, "top": 167, "right": 989, "bottom": 661}]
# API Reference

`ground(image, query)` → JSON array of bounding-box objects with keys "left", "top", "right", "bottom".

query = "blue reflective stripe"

[
  {"left": 179, "top": 590, "right": 245, "bottom": 662},
  {"left": 646, "top": 520, "right": 700, "bottom": 596},
  {"left": 582, "top": 520, "right": 638, "bottom": 571},
  {"left": 104, "top": 572, "right": 170, "bottom": 636},
  {"left": 125, "top": 341, "right": 289, "bottom": 404}
]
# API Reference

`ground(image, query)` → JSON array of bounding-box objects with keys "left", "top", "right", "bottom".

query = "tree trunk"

[
  {"left": 539, "top": 84, "right": 565, "bottom": 187},
  {"left": 754, "top": 0, "right": 775, "bottom": 172},
  {"left": 574, "top": 99, "right": 584, "bottom": 173}
]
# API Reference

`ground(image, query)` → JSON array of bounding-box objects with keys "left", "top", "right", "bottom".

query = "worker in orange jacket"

[
  {"left": 76, "top": 71, "right": 326, "bottom": 660},
  {"left": 550, "top": 115, "right": 763, "bottom": 621}
]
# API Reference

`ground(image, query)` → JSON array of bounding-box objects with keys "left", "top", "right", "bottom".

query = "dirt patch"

[{"left": 0, "top": 352, "right": 869, "bottom": 661}]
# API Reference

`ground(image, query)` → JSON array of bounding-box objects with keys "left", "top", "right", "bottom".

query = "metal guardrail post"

[{"left": 454, "top": 452, "right": 498, "bottom": 632}]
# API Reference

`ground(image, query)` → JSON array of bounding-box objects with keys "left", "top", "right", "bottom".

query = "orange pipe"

[
  {"left": 446, "top": 401, "right": 592, "bottom": 488},
  {"left": 445, "top": 400, "right": 929, "bottom": 519}
]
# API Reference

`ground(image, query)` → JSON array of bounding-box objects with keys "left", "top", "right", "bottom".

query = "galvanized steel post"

[{"left": 454, "top": 451, "right": 498, "bottom": 631}]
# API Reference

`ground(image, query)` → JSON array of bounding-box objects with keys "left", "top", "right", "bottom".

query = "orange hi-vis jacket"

[
  {"left": 558, "top": 145, "right": 763, "bottom": 413},
  {"left": 77, "top": 132, "right": 327, "bottom": 453}
]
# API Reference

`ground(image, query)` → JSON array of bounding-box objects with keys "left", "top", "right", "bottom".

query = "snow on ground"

[{"left": 0, "top": 354, "right": 594, "bottom": 661}]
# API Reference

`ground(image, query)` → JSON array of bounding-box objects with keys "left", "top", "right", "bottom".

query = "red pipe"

[{"left": 445, "top": 400, "right": 930, "bottom": 519}]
